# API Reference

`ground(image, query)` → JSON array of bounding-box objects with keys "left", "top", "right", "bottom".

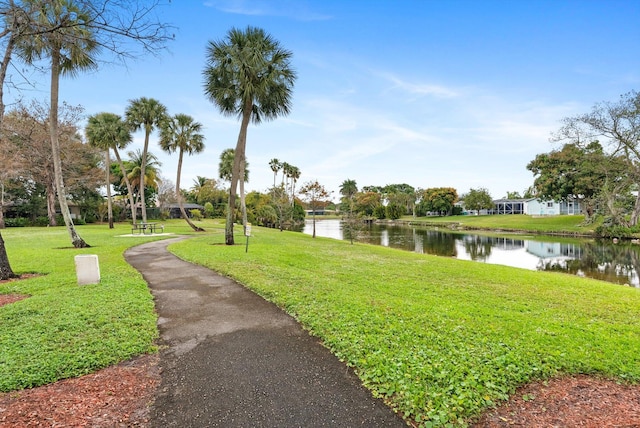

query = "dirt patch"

[
  {"left": 0, "top": 354, "right": 160, "bottom": 428},
  {"left": 472, "top": 375, "right": 640, "bottom": 427},
  {"left": 0, "top": 293, "right": 30, "bottom": 307}
]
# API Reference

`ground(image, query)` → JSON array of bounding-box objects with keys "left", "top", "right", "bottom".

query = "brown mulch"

[{"left": 2, "top": 293, "right": 640, "bottom": 427}]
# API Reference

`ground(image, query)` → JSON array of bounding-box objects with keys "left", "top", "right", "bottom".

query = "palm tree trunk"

[
  {"left": 49, "top": 50, "right": 88, "bottom": 248},
  {"left": 176, "top": 149, "right": 203, "bottom": 232},
  {"left": 105, "top": 150, "right": 113, "bottom": 228},
  {"left": 226, "top": 102, "right": 251, "bottom": 245},
  {"left": 46, "top": 179, "right": 57, "bottom": 226},
  {"left": 0, "top": 231, "right": 16, "bottom": 280},
  {"left": 140, "top": 129, "right": 150, "bottom": 223},
  {"left": 112, "top": 148, "right": 136, "bottom": 223},
  {"left": 240, "top": 156, "right": 248, "bottom": 233}
]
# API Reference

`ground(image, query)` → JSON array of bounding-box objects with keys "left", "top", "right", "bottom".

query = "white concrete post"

[{"left": 74, "top": 255, "right": 100, "bottom": 285}]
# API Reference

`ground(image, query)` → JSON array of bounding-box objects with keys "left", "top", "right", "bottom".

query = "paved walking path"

[{"left": 125, "top": 237, "right": 407, "bottom": 427}]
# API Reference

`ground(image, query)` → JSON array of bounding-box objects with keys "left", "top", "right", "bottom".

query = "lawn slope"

[{"left": 170, "top": 225, "right": 640, "bottom": 426}]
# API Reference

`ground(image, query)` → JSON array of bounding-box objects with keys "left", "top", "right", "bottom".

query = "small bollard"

[{"left": 74, "top": 254, "right": 100, "bottom": 285}]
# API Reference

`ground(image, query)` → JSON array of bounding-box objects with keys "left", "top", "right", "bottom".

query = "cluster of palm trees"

[
  {"left": 269, "top": 158, "right": 301, "bottom": 203},
  {"left": 86, "top": 97, "right": 206, "bottom": 232},
  {"left": 0, "top": 0, "right": 171, "bottom": 278}
]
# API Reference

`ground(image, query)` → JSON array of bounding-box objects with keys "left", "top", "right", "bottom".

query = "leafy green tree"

[
  {"left": 340, "top": 179, "right": 360, "bottom": 244},
  {"left": 355, "top": 191, "right": 382, "bottom": 217},
  {"left": 385, "top": 202, "right": 404, "bottom": 220},
  {"left": 125, "top": 97, "right": 168, "bottom": 223},
  {"left": 417, "top": 187, "right": 458, "bottom": 216},
  {"left": 299, "top": 179, "right": 331, "bottom": 238},
  {"left": 160, "top": 113, "right": 206, "bottom": 231},
  {"left": 85, "top": 112, "right": 134, "bottom": 228},
  {"left": 553, "top": 91, "right": 640, "bottom": 225},
  {"left": 203, "top": 26, "right": 296, "bottom": 245},
  {"left": 527, "top": 141, "right": 626, "bottom": 223},
  {"left": 462, "top": 188, "right": 493, "bottom": 213}
]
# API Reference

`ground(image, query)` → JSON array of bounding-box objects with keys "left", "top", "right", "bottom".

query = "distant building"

[
  {"left": 166, "top": 203, "right": 204, "bottom": 219},
  {"left": 459, "top": 198, "right": 582, "bottom": 216}
]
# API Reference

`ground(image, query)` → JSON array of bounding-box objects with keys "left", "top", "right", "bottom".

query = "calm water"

[{"left": 302, "top": 219, "right": 640, "bottom": 288}]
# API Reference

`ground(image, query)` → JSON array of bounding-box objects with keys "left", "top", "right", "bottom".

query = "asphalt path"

[{"left": 125, "top": 237, "right": 407, "bottom": 427}]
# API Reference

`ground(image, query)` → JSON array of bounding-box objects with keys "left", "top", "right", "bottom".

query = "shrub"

[
  {"left": 32, "top": 216, "right": 50, "bottom": 227},
  {"left": 5, "top": 217, "right": 28, "bottom": 227},
  {"left": 373, "top": 205, "right": 386, "bottom": 219},
  {"left": 190, "top": 209, "right": 203, "bottom": 221}
]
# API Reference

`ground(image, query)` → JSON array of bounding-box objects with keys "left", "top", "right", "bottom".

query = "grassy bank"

[
  {"left": 403, "top": 214, "right": 596, "bottom": 235},
  {"left": 170, "top": 225, "right": 640, "bottom": 426}
]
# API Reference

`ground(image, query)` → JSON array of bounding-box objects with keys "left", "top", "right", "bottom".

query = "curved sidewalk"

[{"left": 125, "top": 238, "right": 407, "bottom": 427}]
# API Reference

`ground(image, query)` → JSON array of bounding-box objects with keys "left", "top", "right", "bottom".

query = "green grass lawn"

[
  {"left": 2, "top": 219, "right": 639, "bottom": 427},
  {"left": 406, "top": 214, "right": 596, "bottom": 234},
  {"left": 0, "top": 220, "right": 204, "bottom": 391},
  {"left": 170, "top": 225, "right": 640, "bottom": 426}
]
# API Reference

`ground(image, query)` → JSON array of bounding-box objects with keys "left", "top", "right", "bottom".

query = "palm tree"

[
  {"left": 269, "top": 158, "right": 281, "bottom": 188},
  {"left": 289, "top": 165, "right": 301, "bottom": 203},
  {"left": 159, "top": 113, "right": 205, "bottom": 231},
  {"left": 16, "top": 0, "right": 99, "bottom": 248},
  {"left": 125, "top": 97, "right": 168, "bottom": 223},
  {"left": 219, "top": 148, "right": 249, "bottom": 225},
  {"left": 85, "top": 112, "right": 134, "bottom": 228},
  {"left": 203, "top": 26, "right": 296, "bottom": 245},
  {"left": 340, "top": 179, "right": 358, "bottom": 201},
  {"left": 125, "top": 149, "right": 161, "bottom": 213}
]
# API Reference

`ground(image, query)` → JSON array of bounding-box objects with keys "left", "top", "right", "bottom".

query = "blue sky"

[{"left": 10, "top": 0, "right": 640, "bottom": 201}]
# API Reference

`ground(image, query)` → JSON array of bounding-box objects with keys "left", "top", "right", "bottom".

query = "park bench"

[{"left": 131, "top": 222, "right": 164, "bottom": 235}]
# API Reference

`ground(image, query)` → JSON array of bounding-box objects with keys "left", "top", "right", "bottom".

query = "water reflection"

[{"left": 302, "top": 219, "right": 640, "bottom": 287}]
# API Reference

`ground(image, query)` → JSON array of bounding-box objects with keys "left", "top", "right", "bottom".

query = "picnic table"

[{"left": 131, "top": 222, "right": 164, "bottom": 235}]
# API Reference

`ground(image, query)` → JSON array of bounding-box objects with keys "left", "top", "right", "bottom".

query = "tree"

[
  {"left": 219, "top": 148, "right": 249, "bottom": 225},
  {"left": 299, "top": 179, "right": 331, "bottom": 238},
  {"left": 553, "top": 91, "right": 640, "bottom": 224},
  {"left": 16, "top": 0, "right": 101, "bottom": 247},
  {"left": 527, "top": 141, "right": 619, "bottom": 223},
  {"left": 85, "top": 112, "right": 133, "bottom": 228},
  {"left": 417, "top": 187, "right": 458, "bottom": 216},
  {"left": 269, "top": 158, "right": 281, "bottom": 188},
  {"left": 462, "top": 188, "right": 493, "bottom": 213},
  {"left": 125, "top": 97, "right": 167, "bottom": 223},
  {"left": 0, "top": 0, "right": 172, "bottom": 274},
  {"left": 124, "top": 148, "right": 161, "bottom": 214},
  {"left": 339, "top": 179, "right": 359, "bottom": 244},
  {"left": 203, "top": 26, "right": 296, "bottom": 245},
  {"left": 159, "top": 113, "right": 205, "bottom": 231}
]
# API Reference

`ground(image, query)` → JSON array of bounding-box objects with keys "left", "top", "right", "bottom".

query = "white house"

[{"left": 522, "top": 198, "right": 581, "bottom": 216}]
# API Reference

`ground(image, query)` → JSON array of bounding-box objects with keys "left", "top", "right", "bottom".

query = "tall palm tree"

[
  {"left": 85, "top": 112, "right": 134, "bottom": 228},
  {"left": 289, "top": 165, "right": 301, "bottom": 203},
  {"left": 16, "top": 0, "right": 99, "bottom": 248},
  {"left": 269, "top": 158, "right": 281, "bottom": 188},
  {"left": 203, "top": 26, "right": 296, "bottom": 245},
  {"left": 125, "top": 97, "right": 167, "bottom": 223},
  {"left": 159, "top": 113, "right": 205, "bottom": 231},
  {"left": 125, "top": 149, "right": 161, "bottom": 213}
]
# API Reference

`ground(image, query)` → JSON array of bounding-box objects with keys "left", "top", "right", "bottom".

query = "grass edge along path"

[
  {"left": 0, "top": 223, "right": 186, "bottom": 392},
  {"left": 169, "top": 225, "right": 640, "bottom": 427}
]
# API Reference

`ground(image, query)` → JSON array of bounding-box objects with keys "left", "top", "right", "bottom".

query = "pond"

[{"left": 302, "top": 219, "right": 640, "bottom": 288}]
